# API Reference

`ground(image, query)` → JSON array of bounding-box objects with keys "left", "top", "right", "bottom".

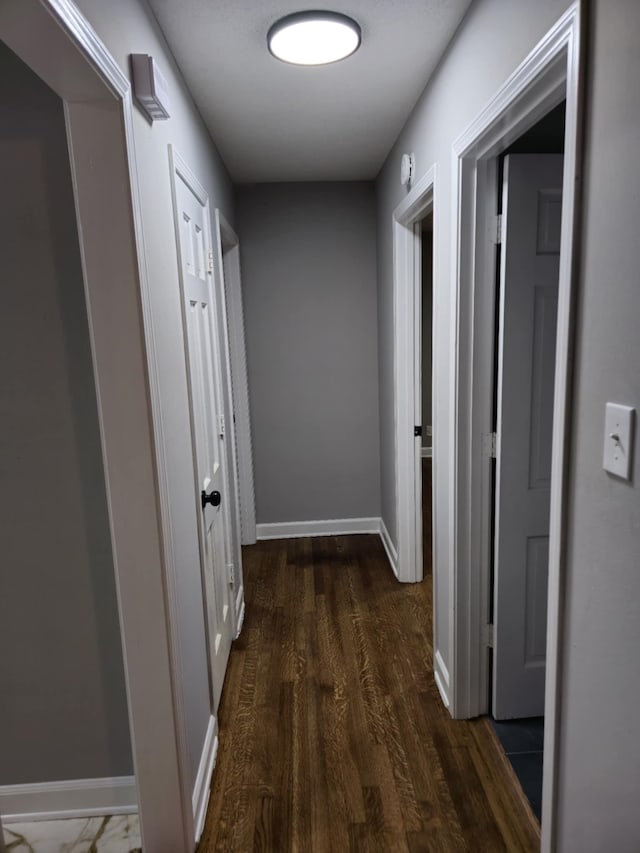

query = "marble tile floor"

[{"left": 2, "top": 814, "right": 140, "bottom": 852}]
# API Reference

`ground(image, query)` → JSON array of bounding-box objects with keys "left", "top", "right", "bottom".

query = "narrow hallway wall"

[
  {"left": 237, "top": 183, "right": 380, "bottom": 528},
  {"left": 556, "top": 1, "right": 640, "bottom": 848}
]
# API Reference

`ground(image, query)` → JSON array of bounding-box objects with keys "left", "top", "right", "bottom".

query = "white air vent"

[{"left": 131, "top": 54, "right": 170, "bottom": 122}]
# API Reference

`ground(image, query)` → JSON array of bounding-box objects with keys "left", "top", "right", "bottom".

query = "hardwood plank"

[
  {"left": 467, "top": 721, "right": 540, "bottom": 850},
  {"left": 198, "top": 531, "right": 538, "bottom": 852}
]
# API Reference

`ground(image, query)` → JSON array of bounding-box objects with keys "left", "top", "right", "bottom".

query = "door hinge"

[
  {"left": 483, "top": 431, "right": 497, "bottom": 458},
  {"left": 218, "top": 414, "right": 225, "bottom": 439},
  {"left": 227, "top": 562, "right": 235, "bottom": 587},
  {"left": 483, "top": 623, "right": 494, "bottom": 648},
  {"left": 491, "top": 214, "right": 502, "bottom": 245},
  {"left": 414, "top": 425, "right": 422, "bottom": 437},
  {"left": 208, "top": 251, "right": 215, "bottom": 275}
]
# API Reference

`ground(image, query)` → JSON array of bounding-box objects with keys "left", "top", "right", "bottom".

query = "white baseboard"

[
  {"left": 421, "top": 446, "right": 433, "bottom": 458},
  {"left": 0, "top": 776, "right": 137, "bottom": 824},
  {"left": 379, "top": 518, "right": 399, "bottom": 579},
  {"left": 235, "top": 592, "right": 246, "bottom": 639},
  {"left": 434, "top": 649, "right": 451, "bottom": 709},
  {"left": 255, "top": 517, "right": 403, "bottom": 584},
  {"left": 256, "top": 517, "right": 380, "bottom": 540},
  {"left": 192, "top": 716, "right": 218, "bottom": 844}
]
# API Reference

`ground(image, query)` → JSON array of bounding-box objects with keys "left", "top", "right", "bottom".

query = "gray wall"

[
  {"left": 64, "top": 0, "right": 235, "bottom": 792},
  {"left": 556, "top": 1, "right": 640, "bottom": 848},
  {"left": 0, "top": 44, "right": 132, "bottom": 783},
  {"left": 375, "top": 0, "right": 570, "bottom": 681},
  {"left": 237, "top": 183, "right": 380, "bottom": 525}
]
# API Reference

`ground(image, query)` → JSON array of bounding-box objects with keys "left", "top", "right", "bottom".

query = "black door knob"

[{"left": 201, "top": 489, "right": 221, "bottom": 509}]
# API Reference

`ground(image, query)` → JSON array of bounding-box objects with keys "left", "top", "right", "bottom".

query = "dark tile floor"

[{"left": 490, "top": 717, "right": 544, "bottom": 821}]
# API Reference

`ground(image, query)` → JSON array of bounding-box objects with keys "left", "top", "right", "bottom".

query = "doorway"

[
  {"left": 0, "top": 1, "right": 205, "bottom": 846},
  {"left": 392, "top": 165, "right": 449, "bottom": 703},
  {"left": 420, "top": 213, "right": 434, "bottom": 584},
  {"left": 489, "top": 102, "right": 566, "bottom": 823},
  {"left": 214, "top": 210, "right": 256, "bottom": 560},
  {"left": 450, "top": 7, "right": 582, "bottom": 850},
  {"left": 0, "top": 39, "right": 139, "bottom": 848}
]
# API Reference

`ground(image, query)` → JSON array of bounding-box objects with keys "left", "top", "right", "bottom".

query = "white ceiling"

[{"left": 147, "top": 0, "right": 473, "bottom": 183}]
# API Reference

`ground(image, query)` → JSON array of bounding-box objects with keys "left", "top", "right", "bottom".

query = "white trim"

[
  {"left": 448, "top": 6, "right": 582, "bottom": 851},
  {"left": 192, "top": 716, "right": 218, "bottom": 844},
  {"left": 234, "top": 597, "right": 246, "bottom": 639},
  {"left": 257, "top": 517, "right": 380, "bottom": 540},
  {"left": 434, "top": 650, "right": 451, "bottom": 709},
  {"left": 379, "top": 517, "right": 399, "bottom": 579},
  {"left": 421, "top": 447, "right": 433, "bottom": 458},
  {"left": 129, "top": 110, "right": 193, "bottom": 853},
  {"left": 450, "top": 7, "right": 576, "bottom": 712},
  {"left": 393, "top": 167, "right": 437, "bottom": 223},
  {"left": 0, "top": 777, "right": 137, "bottom": 824},
  {"left": 393, "top": 164, "right": 437, "bottom": 588},
  {"left": 43, "top": 0, "right": 129, "bottom": 98},
  {"left": 172, "top": 152, "right": 208, "bottom": 207},
  {"left": 216, "top": 210, "right": 257, "bottom": 548}
]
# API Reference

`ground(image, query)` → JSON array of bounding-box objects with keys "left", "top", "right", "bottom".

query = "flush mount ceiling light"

[{"left": 267, "top": 11, "right": 361, "bottom": 66}]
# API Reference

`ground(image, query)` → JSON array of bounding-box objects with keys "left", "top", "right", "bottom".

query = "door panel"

[
  {"left": 524, "top": 535, "right": 549, "bottom": 665},
  {"left": 175, "top": 170, "right": 232, "bottom": 712},
  {"left": 493, "top": 153, "right": 563, "bottom": 719},
  {"left": 528, "top": 284, "right": 558, "bottom": 488}
]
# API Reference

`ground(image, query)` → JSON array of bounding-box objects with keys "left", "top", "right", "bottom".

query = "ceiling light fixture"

[{"left": 267, "top": 11, "right": 361, "bottom": 66}]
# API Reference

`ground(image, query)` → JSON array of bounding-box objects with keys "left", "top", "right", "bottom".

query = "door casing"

[
  {"left": 393, "top": 4, "right": 583, "bottom": 850},
  {"left": 214, "top": 209, "right": 256, "bottom": 562},
  {"left": 392, "top": 167, "right": 445, "bottom": 706},
  {"left": 450, "top": 5, "right": 583, "bottom": 852}
]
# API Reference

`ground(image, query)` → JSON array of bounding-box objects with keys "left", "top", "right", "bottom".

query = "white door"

[
  {"left": 173, "top": 161, "right": 233, "bottom": 711},
  {"left": 493, "top": 153, "right": 563, "bottom": 719}
]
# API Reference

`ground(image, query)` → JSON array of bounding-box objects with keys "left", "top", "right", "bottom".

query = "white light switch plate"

[{"left": 603, "top": 403, "right": 635, "bottom": 479}]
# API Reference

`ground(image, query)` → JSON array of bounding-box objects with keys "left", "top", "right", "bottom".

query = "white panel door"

[
  {"left": 174, "top": 168, "right": 233, "bottom": 712},
  {"left": 493, "top": 153, "right": 563, "bottom": 719}
]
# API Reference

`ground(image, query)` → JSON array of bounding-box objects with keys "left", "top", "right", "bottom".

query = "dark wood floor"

[{"left": 199, "top": 471, "right": 538, "bottom": 851}]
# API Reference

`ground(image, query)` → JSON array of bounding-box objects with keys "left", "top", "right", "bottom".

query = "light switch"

[{"left": 603, "top": 403, "right": 635, "bottom": 480}]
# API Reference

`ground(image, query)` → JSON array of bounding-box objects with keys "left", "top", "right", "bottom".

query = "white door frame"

[
  {"left": 214, "top": 210, "right": 256, "bottom": 557},
  {"left": 0, "top": 1, "right": 196, "bottom": 848},
  {"left": 450, "top": 4, "right": 582, "bottom": 850},
  {"left": 393, "top": 168, "right": 450, "bottom": 707},
  {"left": 211, "top": 210, "right": 248, "bottom": 632},
  {"left": 392, "top": 169, "right": 437, "bottom": 562}
]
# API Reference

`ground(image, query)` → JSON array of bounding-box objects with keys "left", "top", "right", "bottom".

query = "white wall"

[
  {"left": 0, "top": 41, "right": 132, "bottom": 785},
  {"left": 555, "top": 1, "right": 640, "bottom": 848},
  {"left": 72, "top": 0, "right": 235, "bottom": 793},
  {"left": 237, "top": 183, "right": 380, "bottom": 526},
  {"left": 375, "top": 0, "right": 570, "bottom": 683}
]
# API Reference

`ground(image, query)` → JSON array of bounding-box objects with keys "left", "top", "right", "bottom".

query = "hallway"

[{"left": 198, "top": 533, "right": 539, "bottom": 851}]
